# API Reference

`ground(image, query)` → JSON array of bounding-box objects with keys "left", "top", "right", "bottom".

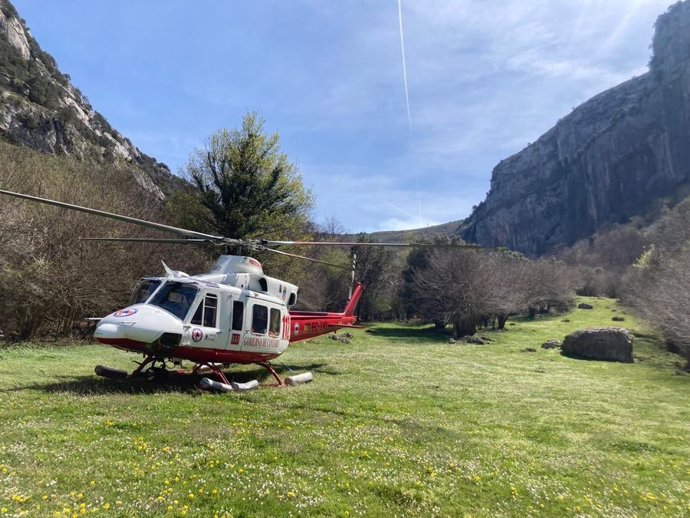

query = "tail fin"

[{"left": 344, "top": 282, "right": 365, "bottom": 316}]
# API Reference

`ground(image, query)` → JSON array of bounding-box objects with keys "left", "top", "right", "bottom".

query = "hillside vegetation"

[
  {"left": 0, "top": 140, "right": 210, "bottom": 339},
  {"left": 0, "top": 298, "right": 688, "bottom": 517}
]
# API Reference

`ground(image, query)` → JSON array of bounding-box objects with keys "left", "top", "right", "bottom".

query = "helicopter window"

[
  {"left": 231, "top": 301, "right": 244, "bottom": 331},
  {"left": 190, "top": 294, "right": 218, "bottom": 327},
  {"left": 203, "top": 295, "right": 218, "bottom": 327},
  {"left": 191, "top": 303, "right": 203, "bottom": 325},
  {"left": 130, "top": 279, "right": 162, "bottom": 304},
  {"left": 269, "top": 308, "right": 281, "bottom": 336},
  {"left": 149, "top": 282, "right": 198, "bottom": 320},
  {"left": 252, "top": 304, "right": 268, "bottom": 334}
]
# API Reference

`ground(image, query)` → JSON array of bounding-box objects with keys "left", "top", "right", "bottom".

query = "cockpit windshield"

[
  {"left": 129, "top": 279, "right": 163, "bottom": 305},
  {"left": 149, "top": 282, "right": 199, "bottom": 320}
]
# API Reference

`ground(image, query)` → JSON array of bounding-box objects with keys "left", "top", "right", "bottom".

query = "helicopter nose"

[{"left": 95, "top": 304, "right": 184, "bottom": 346}]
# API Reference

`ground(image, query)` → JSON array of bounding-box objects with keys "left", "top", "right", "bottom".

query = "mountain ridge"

[
  {"left": 0, "top": 0, "right": 181, "bottom": 197},
  {"left": 461, "top": 0, "right": 690, "bottom": 254},
  {"left": 372, "top": 1, "right": 690, "bottom": 253}
]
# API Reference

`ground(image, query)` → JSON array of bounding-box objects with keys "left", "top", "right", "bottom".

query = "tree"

[
  {"left": 400, "top": 246, "right": 575, "bottom": 336},
  {"left": 483, "top": 250, "right": 531, "bottom": 329},
  {"left": 351, "top": 234, "right": 399, "bottom": 321},
  {"left": 409, "top": 249, "right": 494, "bottom": 337},
  {"left": 522, "top": 258, "right": 575, "bottom": 316},
  {"left": 182, "top": 113, "right": 313, "bottom": 240},
  {"left": 626, "top": 245, "right": 690, "bottom": 369}
]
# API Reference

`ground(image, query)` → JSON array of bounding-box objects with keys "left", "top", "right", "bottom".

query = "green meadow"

[{"left": 0, "top": 298, "right": 688, "bottom": 517}]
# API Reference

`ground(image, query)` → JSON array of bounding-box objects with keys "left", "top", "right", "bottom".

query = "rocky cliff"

[
  {"left": 463, "top": 1, "right": 690, "bottom": 255},
  {"left": 0, "top": 0, "right": 179, "bottom": 197}
]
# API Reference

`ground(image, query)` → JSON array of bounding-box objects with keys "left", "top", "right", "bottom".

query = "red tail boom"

[{"left": 288, "top": 283, "right": 365, "bottom": 343}]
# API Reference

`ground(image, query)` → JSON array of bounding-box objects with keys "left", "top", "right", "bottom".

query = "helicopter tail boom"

[{"left": 288, "top": 282, "right": 365, "bottom": 343}]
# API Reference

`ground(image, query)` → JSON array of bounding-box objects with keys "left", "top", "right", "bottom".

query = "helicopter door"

[
  {"left": 184, "top": 292, "right": 221, "bottom": 347},
  {"left": 241, "top": 301, "right": 287, "bottom": 355},
  {"left": 227, "top": 299, "right": 245, "bottom": 351}
]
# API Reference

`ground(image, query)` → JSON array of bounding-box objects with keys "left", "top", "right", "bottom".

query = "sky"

[{"left": 13, "top": 0, "right": 675, "bottom": 233}]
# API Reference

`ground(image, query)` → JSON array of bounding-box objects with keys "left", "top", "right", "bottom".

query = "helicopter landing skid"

[
  {"left": 95, "top": 355, "right": 163, "bottom": 381},
  {"left": 192, "top": 362, "right": 231, "bottom": 385},
  {"left": 257, "top": 361, "right": 285, "bottom": 387},
  {"left": 108, "top": 355, "right": 285, "bottom": 388},
  {"left": 130, "top": 355, "right": 157, "bottom": 377}
]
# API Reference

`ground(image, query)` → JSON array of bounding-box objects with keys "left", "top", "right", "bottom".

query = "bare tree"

[
  {"left": 410, "top": 249, "right": 494, "bottom": 337},
  {"left": 626, "top": 246, "right": 690, "bottom": 368},
  {"left": 523, "top": 259, "right": 575, "bottom": 316},
  {"left": 403, "top": 248, "right": 575, "bottom": 337}
]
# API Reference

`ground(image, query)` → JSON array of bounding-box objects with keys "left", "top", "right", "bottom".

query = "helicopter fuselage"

[{"left": 93, "top": 256, "right": 363, "bottom": 366}]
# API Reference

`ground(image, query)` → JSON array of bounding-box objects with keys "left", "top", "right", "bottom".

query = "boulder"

[
  {"left": 612, "top": 316, "right": 625, "bottom": 322},
  {"left": 578, "top": 303, "right": 594, "bottom": 310},
  {"left": 466, "top": 336, "right": 486, "bottom": 345},
  {"left": 562, "top": 328, "right": 633, "bottom": 363}
]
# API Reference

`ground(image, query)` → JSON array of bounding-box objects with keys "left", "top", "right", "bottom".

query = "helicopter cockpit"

[
  {"left": 148, "top": 281, "right": 199, "bottom": 320},
  {"left": 129, "top": 278, "right": 163, "bottom": 305}
]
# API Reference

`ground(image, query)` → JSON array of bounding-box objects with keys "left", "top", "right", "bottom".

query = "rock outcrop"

[
  {"left": 0, "top": 6, "right": 29, "bottom": 59},
  {"left": 0, "top": 0, "right": 181, "bottom": 197},
  {"left": 561, "top": 328, "right": 634, "bottom": 363},
  {"left": 463, "top": 1, "right": 690, "bottom": 255}
]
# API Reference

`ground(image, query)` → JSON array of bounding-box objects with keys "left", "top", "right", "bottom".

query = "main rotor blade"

[
  {"left": 263, "top": 247, "right": 350, "bottom": 270},
  {"left": 0, "top": 189, "right": 225, "bottom": 241},
  {"left": 263, "top": 239, "right": 482, "bottom": 248},
  {"left": 80, "top": 237, "right": 218, "bottom": 245}
]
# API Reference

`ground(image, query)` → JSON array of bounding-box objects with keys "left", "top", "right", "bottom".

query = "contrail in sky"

[
  {"left": 384, "top": 199, "right": 416, "bottom": 219},
  {"left": 397, "top": 0, "right": 422, "bottom": 227},
  {"left": 397, "top": 0, "right": 412, "bottom": 129}
]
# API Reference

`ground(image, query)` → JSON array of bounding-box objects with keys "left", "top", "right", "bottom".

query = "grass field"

[{"left": 1, "top": 298, "right": 689, "bottom": 517}]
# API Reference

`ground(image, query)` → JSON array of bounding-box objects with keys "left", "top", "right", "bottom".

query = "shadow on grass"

[
  {"left": 3, "top": 363, "right": 330, "bottom": 396},
  {"left": 365, "top": 325, "right": 451, "bottom": 344}
]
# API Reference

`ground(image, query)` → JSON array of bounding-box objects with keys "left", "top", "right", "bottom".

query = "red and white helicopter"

[
  {"left": 0, "top": 189, "right": 476, "bottom": 388},
  {"left": 95, "top": 254, "right": 364, "bottom": 387}
]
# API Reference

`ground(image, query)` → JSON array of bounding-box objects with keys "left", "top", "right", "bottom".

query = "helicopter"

[{"left": 0, "top": 188, "right": 479, "bottom": 388}]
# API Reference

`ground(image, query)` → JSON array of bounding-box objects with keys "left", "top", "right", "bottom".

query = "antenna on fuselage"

[{"left": 162, "top": 261, "right": 175, "bottom": 278}]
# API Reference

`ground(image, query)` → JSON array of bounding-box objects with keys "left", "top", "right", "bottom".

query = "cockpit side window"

[
  {"left": 130, "top": 279, "right": 162, "bottom": 304},
  {"left": 149, "top": 282, "right": 198, "bottom": 320},
  {"left": 191, "top": 294, "right": 218, "bottom": 327}
]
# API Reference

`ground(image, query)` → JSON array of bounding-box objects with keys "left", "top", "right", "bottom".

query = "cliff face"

[
  {"left": 0, "top": 0, "right": 180, "bottom": 197},
  {"left": 463, "top": 1, "right": 690, "bottom": 255}
]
